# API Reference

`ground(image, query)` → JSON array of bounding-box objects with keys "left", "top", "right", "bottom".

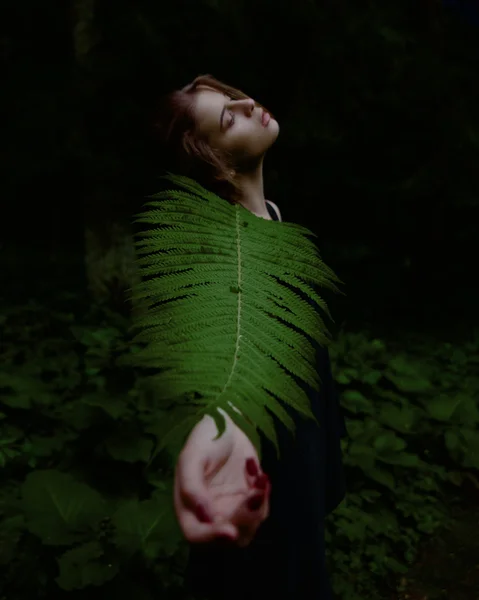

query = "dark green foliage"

[
  {"left": 325, "top": 329, "right": 479, "bottom": 598},
  {"left": 1, "top": 297, "right": 478, "bottom": 599},
  {"left": 0, "top": 298, "right": 187, "bottom": 599}
]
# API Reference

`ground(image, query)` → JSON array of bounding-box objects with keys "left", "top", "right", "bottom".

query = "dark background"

[{"left": 1, "top": 0, "right": 478, "bottom": 335}]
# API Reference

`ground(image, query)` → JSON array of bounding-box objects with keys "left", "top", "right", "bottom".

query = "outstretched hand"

[{"left": 174, "top": 408, "right": 271, "bottom": 547}]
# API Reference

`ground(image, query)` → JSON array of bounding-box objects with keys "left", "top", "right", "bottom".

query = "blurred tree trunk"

[{"left": 71, "top": 0, "right": 138, "bottom": 314}]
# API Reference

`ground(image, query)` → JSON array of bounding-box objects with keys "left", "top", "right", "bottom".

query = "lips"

[{"left": 261, "top": 111, "right": 271, "bottom": 127}]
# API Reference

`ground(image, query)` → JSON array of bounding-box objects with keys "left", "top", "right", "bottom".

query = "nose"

[{"left": 236, "top": 98, "right": 255, "bottom": 116}]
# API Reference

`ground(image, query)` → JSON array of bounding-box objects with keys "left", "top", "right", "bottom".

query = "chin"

[
  {"left": 269, "top": 116, "right": 279, "bottom": 129},
  {"left": 267, "top": 118, "right": 280, "bottom": 143},
  {"left": 268, "top": 117, "right": 279, "bottom": 135}
]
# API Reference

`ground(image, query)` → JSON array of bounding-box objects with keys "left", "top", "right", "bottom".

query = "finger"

[
  {"left": 245, "top": 459, "right": 271, "bottom": 494},
  {"left": 178, "top": 508, "right": 239, "bottom": 545},
  {"left": 254, "top": 473, "right": 270, "bottom": 491},
  {"left": 174, "top": 472, "right": 215, "bottom": 533},
  {"left": 244, "top": 457, "right": 261, "bottom": 488},
  {"left": 176, "top": 448, "right": 213, "bottom": 519},
  {"left": 231, "top": 482, "right": 271, "bottom": 538},
  {"left": 245, "top": 457, "right": 260, "bottom": 477},
  {"left": 233, "top": 494, "right": 269, "bottom": 548}
]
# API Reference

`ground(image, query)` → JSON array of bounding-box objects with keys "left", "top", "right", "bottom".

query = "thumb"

[{"left": 176, "top": 446, "right": 215, "bottom": 521}]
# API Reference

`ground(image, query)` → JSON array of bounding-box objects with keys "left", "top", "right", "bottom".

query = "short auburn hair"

[{"left": 153, "top": 74, "right": 269, "bottom": 204}]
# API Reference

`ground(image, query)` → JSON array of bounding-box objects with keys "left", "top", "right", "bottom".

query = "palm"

[{"left": 205, "top": 426, "right": 259, "bottom": 522}]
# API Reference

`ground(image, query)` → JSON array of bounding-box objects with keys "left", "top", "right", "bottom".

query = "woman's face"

[{"left": 192, "top": 85, "right": 279, "bottom": 168}]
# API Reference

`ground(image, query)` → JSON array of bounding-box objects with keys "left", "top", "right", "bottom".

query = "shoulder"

[{"left": 265, "top": 200, "right": 282, "bottom": 222}]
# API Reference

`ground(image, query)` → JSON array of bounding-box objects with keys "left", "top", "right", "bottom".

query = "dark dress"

[{"left": 185, "top": 202, "right": 348, "bottom": 599}]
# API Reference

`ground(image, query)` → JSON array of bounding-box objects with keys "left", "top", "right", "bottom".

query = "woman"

[{"left": 154, "top": 74, "right": 348, "bottom": 599}]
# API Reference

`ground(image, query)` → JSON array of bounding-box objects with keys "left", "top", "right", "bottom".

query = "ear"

[{"left": 265, "top": 200, "right": 282, "bottom": 222}]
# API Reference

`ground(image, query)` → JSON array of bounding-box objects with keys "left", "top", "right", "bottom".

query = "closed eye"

[{"left": 220, "top": 95, "right": 235, "bottom": 132}]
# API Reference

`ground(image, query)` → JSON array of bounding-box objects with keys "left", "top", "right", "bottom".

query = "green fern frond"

[{"left": 126, "top": 173, "right": 342, "bottom": 461}]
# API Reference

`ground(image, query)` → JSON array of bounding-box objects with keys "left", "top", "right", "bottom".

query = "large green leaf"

[
  {"left": 377, "top": 403, "right": 420, "bottom": 434},
  {"left": 386, "top": 356, "right": 434, "bottom": 393},
  {"left": 111, "top": 493, "right": 182, "bottom": 559},
  {"left": 341, "top": 389, "right": 374, "bottom": 414},
  {"left": 425, "top": 395, "right": 463, "bottom": 422},
  {"left": 56, "top": 541, "right": 119, "bottom": 590},
  {"left": 367, "top": 466, "right": 396, "bottom": 492},
  {"left": 0, "top": 372, "right": 54, "bottom": 409},
  {"left": 385, "top": 372, "right": 434, "bottom": 394},
  {"left": 373, "top": 432, "right": 406, "bottom": 454},
  {"left": 21, "top": 470, "right": 107, "bottom": 545},
  {"left": 453, "top": 392, "right": 479, "bottom": 424},
  {"left": 347, "top": 441, "right": 376, "bottom": 471}
]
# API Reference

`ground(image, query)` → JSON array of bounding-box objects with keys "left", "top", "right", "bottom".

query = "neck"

[{"left": 234, "top": 161, "right": 270, "bottom": 219}]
